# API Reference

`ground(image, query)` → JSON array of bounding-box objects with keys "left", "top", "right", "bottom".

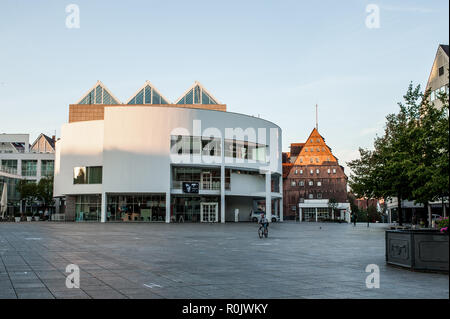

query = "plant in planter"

[
  {"left": 14, "top": 211, "right": 21, "bottom": 222},
  {"left": 26, "top": 211, "right": 33, "bottom": 222},
  {"left": 437, "top": 217, "right": 449, "bottom": 234}
]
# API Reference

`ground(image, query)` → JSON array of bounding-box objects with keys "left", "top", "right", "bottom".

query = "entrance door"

[
  {"left": 201, "top": 171, "right": 212, "bottom": 190},
  {"left": 200, "top": 202, "right": 218, "bottom": 222}
]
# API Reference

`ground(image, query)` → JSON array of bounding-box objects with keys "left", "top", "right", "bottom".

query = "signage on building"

[{"left": 182, "top": 182, "right": 199, "bottom": 194}]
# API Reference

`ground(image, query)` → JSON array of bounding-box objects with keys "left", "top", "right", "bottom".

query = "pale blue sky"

[{"left": 0, "top": 0, "right": 448, "bottom": 171}]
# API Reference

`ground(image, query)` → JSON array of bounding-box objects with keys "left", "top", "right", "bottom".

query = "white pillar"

[
  {"left": 315, "top": 207, "right": 318, "bottom": 222},
  {"left": 299, "top": 207, "right": 302, "bottom": 222},
  {"left": 279, "top": 175, "right": 283, "bottom": 222},
  {"left": 36, "top": 159, "right": 41, "bottom": 181},
  {"left": 100, "top": 192, "right": 106, "bottom": 223},
  {"left": 220, "top": 164, "right": 225, "bottom": 223},
  {"left": 265, "top": 171, "right": 272, "bottom": 222},
  {"left": 165, "top": 192, "right": 171, "bottom": 223},
  {"left": 17, "top": 159, "right": 22, "bottom": 176}
]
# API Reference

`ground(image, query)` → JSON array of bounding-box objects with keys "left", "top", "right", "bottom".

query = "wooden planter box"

[{"left": 386, "top": 229, "right": 449, "bottom": 273}]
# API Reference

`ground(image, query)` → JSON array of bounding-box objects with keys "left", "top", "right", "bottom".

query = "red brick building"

[{"left": 283, "top": 128, "right": 349, "bottom": 221}]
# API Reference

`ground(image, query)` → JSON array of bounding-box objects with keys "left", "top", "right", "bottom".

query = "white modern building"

[{"left": 54, "top": 81, "right": 283, "bottom": 223}]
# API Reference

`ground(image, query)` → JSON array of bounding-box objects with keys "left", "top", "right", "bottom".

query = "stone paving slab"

[{"left": 0, "top": 222, "right": 448, "bottom": 299}]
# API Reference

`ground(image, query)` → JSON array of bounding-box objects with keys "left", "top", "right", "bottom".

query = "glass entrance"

[{"left": 200, "top": 202, "right": 218, "bottom": 222}]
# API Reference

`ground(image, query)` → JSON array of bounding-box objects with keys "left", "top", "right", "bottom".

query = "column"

[
  {"left": 220, "top": 164, "right": 225, "bottom": 223},
  {"left": 100, "top": 192, "right": 106, "bottom": 223},
  {"left": 265, "top": 171, "right": 272, "bottom": 222},
  {"left": 315, "top": 207, "right": 318, "bottom": 222},
  {"left": 299, "top": 207, "right": 302, "bottom": 222},
  {"left": 165, "top": 192, "right": 171, "bottom": 223},
  {"left": 279, "top": 175, "right": 283, "bottom": 222},
  {"left": 388, "top": 208, "right": 392, "bottom": 224},
  {"left": 36, "top": 159, "right": 41, "bottom": 181},
  {"left": 274, "top": 199, "right": 279, "bottom": 218},
  {"left": 17, "top": 159, "right": 22, "bottom": 177}
]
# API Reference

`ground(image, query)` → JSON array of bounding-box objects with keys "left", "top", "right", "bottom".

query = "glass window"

[
  {"left": 316, "top": 169, "right": 320, "bottom": 174},
  {"left": 88, "top": 166, "right": 102, "bottom": 184},
  {"left": 300, "top": 169, "right": 303, "bottom": 174},
  {"left": 41, "top": 160, "right": 54, "bottom": 177},
  {"left": 107, "top": 194, "right": 166, "bottom": 222},
  {"left": 73, "top": 166, "right": 102, "bottom": 184},
  {"left": 317, "top": 181, "right": 321, "bottom": 186},
  {"left": 333, "top": 168, "right": 336, "bottom": 174},
  {"left": 291, "top": 181, "right": 296, "bottom": 187},
  {"left": 1, "top": 160, "right": 17, "bottom": 175},
  {"left": 308, "top": 193, "right": 314, "bottom": 199},
  {"left": 310, "top": 169, "right": 313, "bottom": 174},
  {"left": 22, "top": 160, "right": 37, "bottom": 176},
  {"left": 299, "top": 181, "right": 304, "bottom": 186},
  {"left": 75, "top": 194, "right": 101, "bottom": 221},
  {"left": 294, "top": 169, "right": 298, "bottom": 174},
  {"left": 309, "top": 181, "right": 313, "bottom": 186}
]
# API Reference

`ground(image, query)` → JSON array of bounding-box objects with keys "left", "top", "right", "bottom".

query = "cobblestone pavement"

[{"left": 0, "top": 222, "right": 448, "bottom": 299}]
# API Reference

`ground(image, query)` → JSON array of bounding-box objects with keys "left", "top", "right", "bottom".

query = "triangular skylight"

[
  {"left": 126, "top": 81, "right": 170, "bottom": 105},
  {"left": 175, "top": 81, "right": 219, "bottom": 105},
  {"left": 76, "top": 81, "right": 120, "bottom": 104}
]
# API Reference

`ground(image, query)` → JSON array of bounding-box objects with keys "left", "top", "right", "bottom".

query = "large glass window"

[
  {"left": 224, "top": 139, "right": 267, "bottom": 162},
  {"left": 1, "top": 160, "right": 17, "bottom": 175},
  {"left": 107, "top": 194, "right": 166, "bottom": 222},
  {"left": 172, "top": 166, "right": 230, "bottom": 190},
  {"left": 22, "top": 160, "right": 37, "bottom": 176},
  {"left": 73, "top": 166, "right": 102, "bottom": 184},
  {"left": 41, "top": 160, "right": 54, "bottom": 177},
  {"left": 75, "top": 195, "right": 101, "bottom": 221},
  {"left": 172, "top": 195, "right": 219, "bottom": 222},
  {"left": 170, "top": 135, "right": 221, "bottom": 157}
]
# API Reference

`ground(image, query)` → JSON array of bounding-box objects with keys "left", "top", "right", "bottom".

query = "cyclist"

[{"left": 259, "top": 213, "right": 269, "bottom": 232}]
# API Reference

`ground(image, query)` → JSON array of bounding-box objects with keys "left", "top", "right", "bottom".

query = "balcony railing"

[
  {"left": 0, "top": 165, "right": 18, "bottom": 175},
  {"left": 172, "top": 181, "right": 230, "bottom": 190}
]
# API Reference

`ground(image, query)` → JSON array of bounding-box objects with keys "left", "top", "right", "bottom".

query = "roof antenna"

[{"left": 315, "top": 104, "right": 318, "bottom": 130}]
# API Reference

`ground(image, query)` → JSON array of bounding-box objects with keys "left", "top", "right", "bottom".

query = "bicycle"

[{"left": 258, "top": 224, "right": 268, "bottom": 238}]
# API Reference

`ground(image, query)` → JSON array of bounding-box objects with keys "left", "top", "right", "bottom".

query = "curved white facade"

[{"left": 54, "top": 106, "right": 282, "bottom": 223}]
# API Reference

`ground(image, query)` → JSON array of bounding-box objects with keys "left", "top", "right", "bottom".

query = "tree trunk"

[{"left": 397, "top": 195, "right": 403, "bottom": 226}]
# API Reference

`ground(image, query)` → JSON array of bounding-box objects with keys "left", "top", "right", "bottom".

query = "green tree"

[
  {"left": 16, "top": 180, "right": 38, "bottom": 214},
  {"left": 37, "top": 177, "right": 54, "bottom": 210},
  {"left": 328, "top": 197, "right": 338, "bottom": 220},
  {"left": 347, "top": 83, "right": 449, "bottom": 225}
]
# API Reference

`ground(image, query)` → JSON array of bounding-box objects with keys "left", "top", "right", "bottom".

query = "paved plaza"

[{"left": 0, "top": 221, "right": 448, "bottom": 299}]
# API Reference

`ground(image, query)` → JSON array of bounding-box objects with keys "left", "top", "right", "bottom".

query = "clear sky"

[{"left": 0, "top": 0, "right": 448, "bottom": 172}]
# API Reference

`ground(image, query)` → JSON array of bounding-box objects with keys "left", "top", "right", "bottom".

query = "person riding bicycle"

[{"left": 259, "top": 213, "right": 269, "bottom": 230}]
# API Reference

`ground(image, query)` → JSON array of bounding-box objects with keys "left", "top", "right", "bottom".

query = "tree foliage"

[{"left": 347, "top": 83, "right": 449, "bottom": 224}]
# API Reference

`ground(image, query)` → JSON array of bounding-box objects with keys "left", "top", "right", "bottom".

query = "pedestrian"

[{"left": 352, "top": 213, "right": 357, "bottom": 227}]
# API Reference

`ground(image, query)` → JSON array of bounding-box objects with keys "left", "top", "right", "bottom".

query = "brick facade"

[
  {"left": 283, "top": 128, "right": 348, "bottom": 219},
  {"left": 69, "top": 103, "right": 227, "bottom": 123}
]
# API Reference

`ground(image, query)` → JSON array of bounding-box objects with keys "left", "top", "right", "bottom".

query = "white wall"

[
  {"left": 54, "top": 106, "right": 282, "bottom": 198},
  {"left": 53, "top": 121, "right": 104, "bottom": 197}
]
